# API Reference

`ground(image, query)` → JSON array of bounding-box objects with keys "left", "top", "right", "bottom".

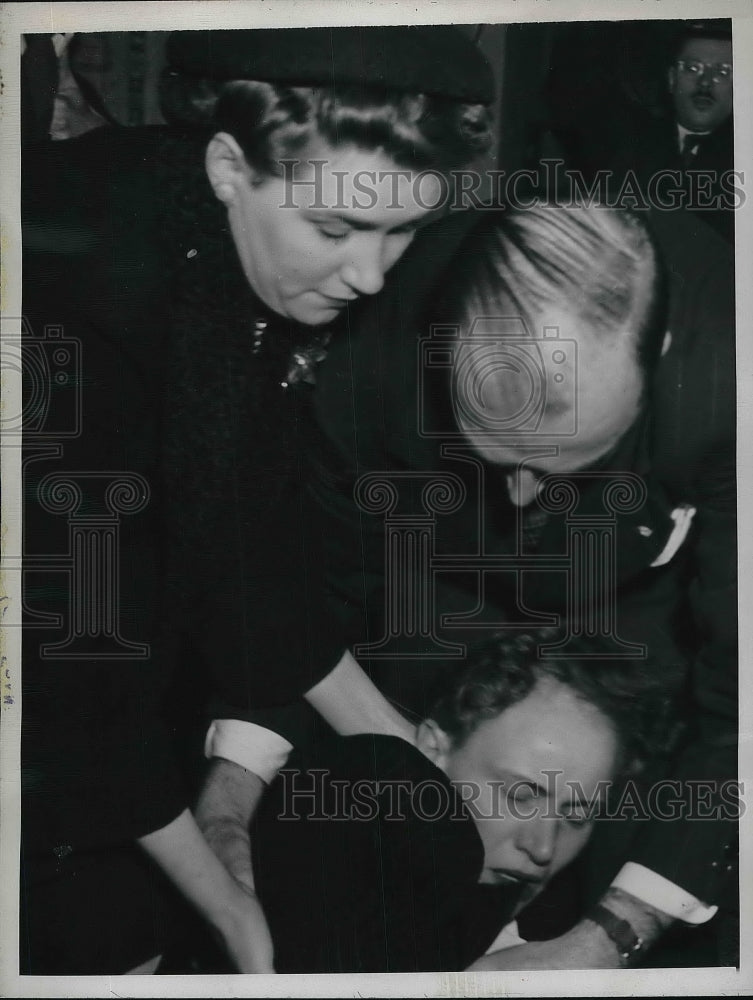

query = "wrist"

[
  {"left": 200, "top": 816, "right": 256, "bottom": 892},
  {"left": 584, "top": 887, "right": 674, "bottom": 968},
  {"left": 195, "top": 759, "right": 267, "bottom": 832},
  {"left": 193, "top": 856, "right": 259, "bottom": 939},
  {"left": 208, "top": 878, "right": 259, "bottom": 933},
  {"left": 572, "top": 917, "right": 627, "bottom": 969},
  {"left": 602, "top": 886, "right": 675, "bottom": 937}
]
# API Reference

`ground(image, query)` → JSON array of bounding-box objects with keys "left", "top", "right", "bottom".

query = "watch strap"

[{"left": 587, "top": 903, "right": 644, "bottom": 962}]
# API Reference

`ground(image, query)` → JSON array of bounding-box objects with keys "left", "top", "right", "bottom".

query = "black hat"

[
  {"left": 166, "top": 25, "right": 494, "bottom": 103},
  {"left": 675, "top": 18, "right": 732, "bottom": 47}
]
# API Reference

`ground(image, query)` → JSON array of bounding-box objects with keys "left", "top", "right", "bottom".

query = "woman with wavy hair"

[{"left": 21, "top": 25, "right": 493, "bottom": 974}]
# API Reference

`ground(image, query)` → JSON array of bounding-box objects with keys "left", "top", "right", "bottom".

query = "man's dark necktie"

[{"left": 681, "top": 133, "right": 701, "bottom": 167}]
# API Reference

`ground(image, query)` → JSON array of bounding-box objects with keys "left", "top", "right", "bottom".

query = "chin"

[
  {"left": 679, "top": 105, "right": 722, "bottom": 133},
  {"left": 288, "top": 299, "right": 344, "bottom": 327},
  {"left": 304, "top": 310, "right": 344, "bottom": 327},
  {"left": 295, "top": 311, "right": 340, "bottom": 327},
  {"left": 685, "top": 116, "right": 714, "bottom": 131}
]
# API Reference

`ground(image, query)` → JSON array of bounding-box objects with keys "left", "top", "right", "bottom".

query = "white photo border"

[{"left": 1, "top": 1, "right": 751, "bottom": 996}]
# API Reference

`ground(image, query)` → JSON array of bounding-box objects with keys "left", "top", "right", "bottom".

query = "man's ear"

[
  {"left": 661, "top": 330, "right": 673, "bottom": 357},
  {"left": 667, "top": 65, "right": 677, "bottom": 95},
  {"left": 415, "top": 719, "right": 453, "bottom": 771},
  {"left": 205, "top": 132, "right": 255, "bottom": 206}
]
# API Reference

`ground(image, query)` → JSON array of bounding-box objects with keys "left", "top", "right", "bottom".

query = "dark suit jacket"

[
  {"left": 609, "top": 113, "right": 735, "bottom": 243},
  {"left": 313, "top": 205, "right": 737, "bottom": 908}
]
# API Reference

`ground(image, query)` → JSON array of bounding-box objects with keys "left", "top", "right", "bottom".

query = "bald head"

[{"left": 445, "top": 205, "right": 664, "bottom": 502}]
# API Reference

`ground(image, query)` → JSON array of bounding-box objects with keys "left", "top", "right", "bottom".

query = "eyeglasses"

[{"left": 676, "top": 59, "right": 733, "bottom": 84}]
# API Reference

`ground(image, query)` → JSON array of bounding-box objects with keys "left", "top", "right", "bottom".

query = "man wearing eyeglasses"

[
  {"left": 669, "top": 27, "right": 732, "bottom": 166},
  {"left": 608, "top": 21, "right": 735, "bottom": 244},
  {"left": 667, "top": 23, "right": 734, "bottom": 244}
]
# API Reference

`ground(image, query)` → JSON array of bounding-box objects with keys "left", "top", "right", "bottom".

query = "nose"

[
  {"left": 517, "top": 814, "right": 558, "bottom": 870},
  {"left": 339, "top": 234, "right": 387, "bottom": 297},
  {"left": 697, "top": 66, "right": 714, "bottom": 89}
]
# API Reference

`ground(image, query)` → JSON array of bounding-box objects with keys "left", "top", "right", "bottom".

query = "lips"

[
  {"left": 489, "top": 868, "right": 544, "bottom": 887},
  {"left": 318, "top": 292, "right": 357, "bottom": 306},
  {"left": 691, "top": 94, "right": 715, "bottom": 109}
]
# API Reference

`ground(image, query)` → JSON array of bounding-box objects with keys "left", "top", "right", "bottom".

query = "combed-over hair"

[{"left": 447, "top": 204, "right": 667, "bottom": 393}]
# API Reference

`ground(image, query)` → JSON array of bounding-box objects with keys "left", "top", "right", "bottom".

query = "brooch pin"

[{"left": 281, "top": 331, "right": 332, "bottom": 388}]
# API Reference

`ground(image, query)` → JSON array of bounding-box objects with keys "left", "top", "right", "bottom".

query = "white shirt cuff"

[
  {"left": 612, "top": 862, "right": 718, "bottom": 925},
  {"left": 204, "top": 719, "right": 293, "bottom": 785}
]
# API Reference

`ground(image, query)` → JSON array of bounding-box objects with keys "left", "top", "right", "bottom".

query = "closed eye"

[
  {"left": 561, "top": 799, "right": 596, "bottom": 826},
  {"left": 507, "top": 781, "right": 539, "bottom": 803},
  {"left": 317, "top": 226, "right": 351, "bottom": 243},
  {"left": 563, "top": 811, "right": 592, "bottom": 828},
  {"left": 389, "top": 222, "right": 420, "bottom": 237}
]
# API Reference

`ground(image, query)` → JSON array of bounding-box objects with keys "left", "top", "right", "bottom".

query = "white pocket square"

[{"left": 650, "top": 504, "right": 697, "bottom": 567}]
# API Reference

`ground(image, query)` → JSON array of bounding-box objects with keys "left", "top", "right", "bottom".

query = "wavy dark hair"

[
  {"left": 428, "top": 629, "right": 683, "bottom": 774},
  {"left": 160, "top": 74, "right": 492, "bottom": 173}
]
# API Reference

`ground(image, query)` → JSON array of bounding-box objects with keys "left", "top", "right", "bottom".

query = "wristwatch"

[{"left": 587, "top": 903, "right": 644, "bottom": 963}]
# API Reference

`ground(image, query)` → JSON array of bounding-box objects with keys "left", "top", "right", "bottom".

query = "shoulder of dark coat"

[{"left": 648, "top": 208, "right": 735, "bottom": 484}]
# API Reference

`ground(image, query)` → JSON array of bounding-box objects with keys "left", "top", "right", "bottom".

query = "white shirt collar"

[{"left": 677, "top": 122, "right": 712, "bottom": 151}]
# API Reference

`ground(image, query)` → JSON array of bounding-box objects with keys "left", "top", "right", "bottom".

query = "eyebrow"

[
  {"left": 502, "top": 771, "right": 551, "bottom": 796},
  {"left": 306, "top": 211, "right": 425, "bottom": 233},
  {"left": 500, "top": 771, "right": 602, "bottom": 810}
]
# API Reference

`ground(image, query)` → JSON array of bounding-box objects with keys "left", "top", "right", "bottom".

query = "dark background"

[{"left": 21, "top": 20, "right": 695, "bottom": 176}]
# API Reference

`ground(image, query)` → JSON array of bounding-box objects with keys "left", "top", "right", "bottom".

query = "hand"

[
  {"left": 138, "top": 808, "right": 276, "bottom": 974},
  {"left": 467, "top": 887, "right": 675, "bottom": 972},
  {"left": 210, "top": 880, "right": 275, "bottom": 974},
  {"left": 194, "top": 760, "right": 267, "bottom": 892},
  {"left": 194, "top": 760, "right": 275, "bottom": 970},
  {"left": 466, "top": 921, "right": 620, "bottom": 971}
]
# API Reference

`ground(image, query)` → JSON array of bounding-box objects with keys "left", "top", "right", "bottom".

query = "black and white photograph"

[{"left": 1, "top": 1, "right": 751, "bottom": 996}]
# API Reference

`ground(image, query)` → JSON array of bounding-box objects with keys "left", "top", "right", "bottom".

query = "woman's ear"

[
  {"left": 661, "top": 330, "right": 673, "bottom": 357},
  {"left": 205, "top": 131, "right": 254, "bottom": 205},
  {"left": 415, "top": 719, "right": 453, "bottom": 771}
]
